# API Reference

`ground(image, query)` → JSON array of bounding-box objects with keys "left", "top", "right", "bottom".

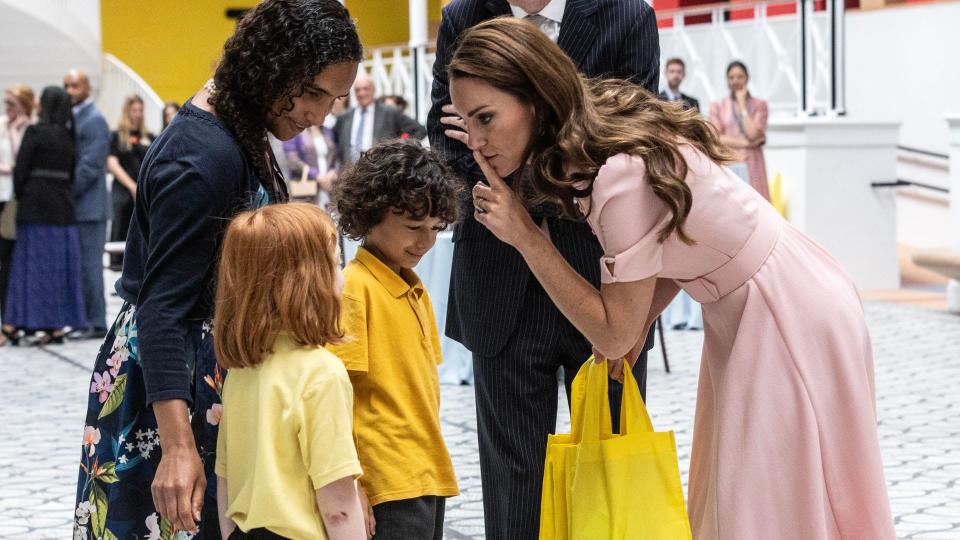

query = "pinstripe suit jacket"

[{"left": 428, "top": 0, "right": 660, "bottom": 357}]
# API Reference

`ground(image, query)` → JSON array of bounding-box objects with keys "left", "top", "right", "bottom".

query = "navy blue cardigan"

[{"left": 118, "top": 100, "right": 280, "bottom": 405}]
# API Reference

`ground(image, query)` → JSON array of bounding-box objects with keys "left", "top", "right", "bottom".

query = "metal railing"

[
  {"left": 97, "top": 54, "right": 165, "bottom": 135},
  {"left": 360, "top": 0, "right": 841, "bottom": 124},
  {"left": 871, "top": 179, "right": 950, "bottom": 194},
  {"left": 656, "top": 0, "right": 840, "bottom": 118}
]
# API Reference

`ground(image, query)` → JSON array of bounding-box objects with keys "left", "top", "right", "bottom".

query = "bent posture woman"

[{"left": 449, "top": 18, "right": 894, "bottom": 540}]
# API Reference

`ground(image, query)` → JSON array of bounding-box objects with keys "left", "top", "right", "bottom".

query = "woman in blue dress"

[{"left": 73, "top": 1, "right": 361, "bottom": 537}]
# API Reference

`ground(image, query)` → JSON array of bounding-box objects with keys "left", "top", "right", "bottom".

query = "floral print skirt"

[{"left": 73, "top": 302, "right": 224, "bottom": 540}]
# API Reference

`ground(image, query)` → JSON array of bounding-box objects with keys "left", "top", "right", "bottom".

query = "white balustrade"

[
  {"left": 97, "top": 54, "right": 165, "bottom": 135},
  {"left": 361, "top": 0, "right": 839, "bottom": 124}
]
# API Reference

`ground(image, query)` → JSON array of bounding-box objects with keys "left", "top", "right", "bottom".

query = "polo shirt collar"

[{"left": 355, "top": 247, "right": 424, "bottom": 299}]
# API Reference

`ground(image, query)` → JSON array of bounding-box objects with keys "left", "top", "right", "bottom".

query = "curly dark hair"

[
  {"left": 335, "top": 140, "right": 465, "bottom": 240},
  {"left": 210, "top": 0, "right": 362, "bottom": 199}
]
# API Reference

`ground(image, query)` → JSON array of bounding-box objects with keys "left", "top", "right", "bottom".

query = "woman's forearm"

[
  {"left": 514, "top": 224, "right": 655, "bottom": 359},
  {"left": 107, "top": 157, "right": 137, "bottom": 192},
  {"left": 720, "top": 134, "right": 748, "bottom": 149},
  {"left": 153, "top": 399, "right": 196, "bottom": 452},
  {"left": 644, "top": 278, "right": 681, "bottom": 333},
  {"left": 739, "top": 107, "right": 762, "bottom": 142}
]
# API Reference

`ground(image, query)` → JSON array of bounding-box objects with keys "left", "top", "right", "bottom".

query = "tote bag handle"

[{"left": 570, "top": 357, "right": 655, "bottom": 444}]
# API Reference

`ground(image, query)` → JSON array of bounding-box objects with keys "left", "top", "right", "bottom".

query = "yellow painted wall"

[
  {"left": 101, "top": 0, "right": 257, "bottom": 104},
  {"left": 101, "top": 1, "right": 445, "bottom": 102},
  {"left": 345, "top": 0, "right": 409, "bottom": 47},
  {"left": 343, "top": 0, "right": 444, "bottom": 48}
]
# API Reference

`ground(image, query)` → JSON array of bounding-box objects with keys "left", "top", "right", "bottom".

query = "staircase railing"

[
  {"left": 361, "top": 0, "right": 839, "bottom": 124},
  {"left": 98, "top": 53, "right": 165, "bottom": 135}
]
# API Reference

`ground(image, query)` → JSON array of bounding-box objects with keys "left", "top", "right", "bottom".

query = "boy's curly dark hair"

[
  {"left": 335, "top": 141, "right": 465, "bottom": 240},
  {"left": 210, "top": 0, "right": 362, "bottom": 199}
]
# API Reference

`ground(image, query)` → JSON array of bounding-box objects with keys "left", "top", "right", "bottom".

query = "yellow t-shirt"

[
  {"left": 215, "top": 336, "right": 362, "bottom": 540},
  {"left": 326, "top": 247, "right": 459, "bottom": 505}
]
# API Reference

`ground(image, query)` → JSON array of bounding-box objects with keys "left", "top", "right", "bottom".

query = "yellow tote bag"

[{"left": 539, "top": 358, "right": 692, "bottom": 540}]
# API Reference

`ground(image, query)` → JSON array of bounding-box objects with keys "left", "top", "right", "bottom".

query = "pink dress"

[{"left": 579, "top": 148, "right": 895, "bottom": 539}]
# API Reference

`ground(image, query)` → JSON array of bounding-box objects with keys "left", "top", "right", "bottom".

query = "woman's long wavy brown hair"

[
  {"left": 210, "top": 0, "right": 362, "bottom": 200},
  {"left": 214, "top": 203, "right": 343, "bottom": 368},
  {"left": 448, "top": 17, "right": 735, "bottom": 243}
]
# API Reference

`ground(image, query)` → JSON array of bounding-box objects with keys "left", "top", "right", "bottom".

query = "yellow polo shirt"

[
  {"left": 326, "top": 247, "right": 459, "bottom": 505},
  {"left": 215, "top": 336, "right": 362, "bottom": 540}
]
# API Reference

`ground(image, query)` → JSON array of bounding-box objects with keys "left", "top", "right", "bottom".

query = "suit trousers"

[
  {"left": 76, "top": 221, "right": 107, "bottom": 330},
  {"left": 473, "top": 277, "right": 648, "bottom": 540}
]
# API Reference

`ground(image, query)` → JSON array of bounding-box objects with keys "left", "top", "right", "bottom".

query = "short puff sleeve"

[{"left": 588, "top": 154, "right": 671, "bottom": 284}]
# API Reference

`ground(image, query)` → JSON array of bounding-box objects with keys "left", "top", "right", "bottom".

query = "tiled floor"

[{"left": 2, "top": 288, "right": 958, "bottom": 538}]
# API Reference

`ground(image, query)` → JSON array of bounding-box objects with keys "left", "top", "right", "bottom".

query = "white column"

[
  {"left": 408, "top": 0, "right": 428, "bottom": 48},
  {"left": 765, "top": 118, "right": 901, "bottom": 290},
  {"left": 946, "top": 115, "right": 960, "bottom": 311},
  {"left": 408, "top": 0, "right": 429, "bottom": 123}
]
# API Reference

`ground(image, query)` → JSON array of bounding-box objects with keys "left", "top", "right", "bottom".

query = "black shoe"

[
  {"left": 34, "top": 332, "right": 65, "bottom": 346},
  {"left": 1, "top": 327, "right": 20, "bottom": 346},
  {"left": 67, "top": 327, "right": 108, "bottom": 340}
]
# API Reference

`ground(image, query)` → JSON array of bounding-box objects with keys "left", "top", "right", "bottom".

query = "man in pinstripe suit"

[{"left": 428, "top": 1, "right": 659, "bottom": 537}]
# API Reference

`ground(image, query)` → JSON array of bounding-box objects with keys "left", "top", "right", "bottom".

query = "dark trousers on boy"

[
  {"left": 226, "top": 496, "right": 446, "bottom": 539},
  {"left": 372, "top": 496, "right": 446, "bottom": 540}
]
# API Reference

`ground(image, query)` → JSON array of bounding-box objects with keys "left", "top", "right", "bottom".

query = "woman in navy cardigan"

[{"left": 73, "top": 1, "right": 362, "bottom": 537}]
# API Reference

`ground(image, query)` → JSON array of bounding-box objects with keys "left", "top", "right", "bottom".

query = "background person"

[
  {"left": 64, "top": 69, "right": 110, "bottom": 340},
  {"left": 0, "top": 84, "right": 34, "bottom": 346},
  {"left": 107, "top": 94, "right": 153, "bottom": 269},
  {"left": 659, "top": 57, "right": 700, "bottom": 112},
  {"left": 333, "top": 72, "right": 426, "bottom": 166},
  {"left": 161, "top": 100, "right": 180, "bottom": 131},
  {"left": 709, "top": 60, "right": 770, "bottom": 200},
  {"left": 4, "top": 86, "right": 85, "bottom": 345}
]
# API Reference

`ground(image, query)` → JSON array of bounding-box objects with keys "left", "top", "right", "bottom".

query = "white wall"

[
  {"left": 0, "top": 0, "right": 102, "bottom": 102},
  {"left": 846, "top": 3, "right": 960, "bottom": 155}
]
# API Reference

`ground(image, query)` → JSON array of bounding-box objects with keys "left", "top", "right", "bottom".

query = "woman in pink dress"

[
  {"left": 442, "top": 18, "right": 894, "bottom": 539},
  {"left": 709, "top": 61, "right": 771, "bottom": 201}
]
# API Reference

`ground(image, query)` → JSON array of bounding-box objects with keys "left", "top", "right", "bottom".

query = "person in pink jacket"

[{"left": 709, "top": 61, "right": 771, "bottom": 201}]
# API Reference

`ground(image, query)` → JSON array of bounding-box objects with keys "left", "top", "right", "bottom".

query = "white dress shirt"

[
  {"left": 510, "top": 0, "right": 566, "bottom": 43},
  {"left": 349, "top": 103, "right": 376, "bottom": 154},
  {"left": 510, "top": 1, "right": 567, "bottom": 233}
]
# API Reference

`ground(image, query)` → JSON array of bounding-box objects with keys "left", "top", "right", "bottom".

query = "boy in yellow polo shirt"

[{"left": 329, "top": 141, "right": 462, "bottom": 540}]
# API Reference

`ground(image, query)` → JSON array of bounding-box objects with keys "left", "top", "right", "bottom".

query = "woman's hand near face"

[
  {"left": 734, "top": 88, "right": 749, "bottom": 111},
  {"left": 471, "top": 151, "right": 541, "bottom": 248},
  {"left": 440, "top": 103, "right": 470, "bottom": 147}
]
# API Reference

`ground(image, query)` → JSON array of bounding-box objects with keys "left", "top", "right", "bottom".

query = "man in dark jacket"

[
  {"left": 427, "top": 1, "right": 660, "bottom": 537},
  {"left": 334, "top": 72, "right": 426, "bottom": 166},
  {"left": 659, "top": 57, "right": 701, "bottom": 112}
]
